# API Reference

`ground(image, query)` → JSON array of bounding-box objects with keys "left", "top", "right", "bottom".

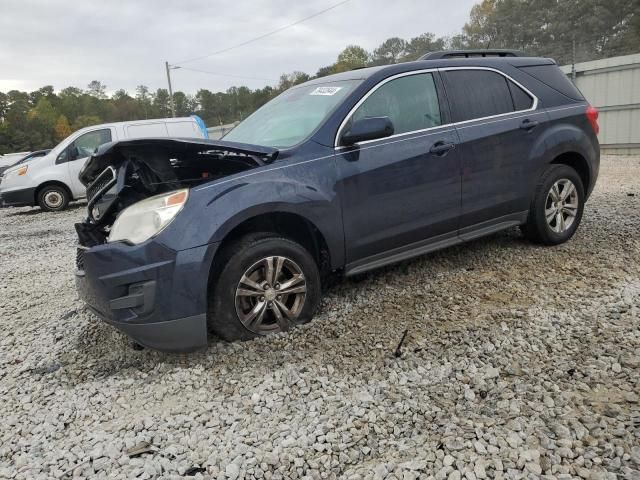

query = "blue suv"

[{"left": 75, "top": 50, "right": 600, "bottom": 351}]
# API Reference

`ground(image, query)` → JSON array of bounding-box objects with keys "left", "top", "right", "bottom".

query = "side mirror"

[
  {"left": 341, "top": 116, "right": 394, "bottom": 146},
  {"left": 56, "top": 149, "right": 69, "bottom": 165},
  {"left": 68, "top": 145, "right": 80, "bottom": 161}
]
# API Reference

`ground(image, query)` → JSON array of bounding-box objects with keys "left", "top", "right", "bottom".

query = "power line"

[
  {"left": 172, "top": 0, "right": 353, "bottom": 66},
  {"left": 178, "top": 66, "right": 275, "bottom": 82}
]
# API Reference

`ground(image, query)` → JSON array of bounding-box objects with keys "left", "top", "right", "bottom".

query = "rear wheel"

[
  {"left": 37, "top": 185, "right": 70, "bottom": 212},
  {"left": 522, "top": 164, "right": 584, "bottom": 245},
  {"left": 208, "top": 233, "right": 321, "bottom": 341}
]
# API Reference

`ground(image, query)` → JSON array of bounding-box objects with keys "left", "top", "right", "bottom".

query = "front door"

[
  {"left": 336, "top": 71, "right": 462, "bottom": 271},
  {"left": 58, "top": 128, "right": 114, "bottom": 197}
]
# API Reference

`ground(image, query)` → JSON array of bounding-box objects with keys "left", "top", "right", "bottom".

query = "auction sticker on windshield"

[{"left": 310, "top": 86, "right": 343, "bottom": 96}]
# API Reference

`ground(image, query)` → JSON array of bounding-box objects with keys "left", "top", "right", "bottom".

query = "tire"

[
  {"left": 208, "top": 233, "right": 321, "bottom": 341},
  {"left": 37, "top": 185, "right": 70, "bottom": 212},
  {"left": 522, "top": 164, "right": 585, "bottom": 245}
]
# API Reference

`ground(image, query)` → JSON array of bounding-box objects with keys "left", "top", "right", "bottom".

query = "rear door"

[
  {"left": 441, "top": 67, "right": 546, "bottom": 234},
  {"left": 336, "top": 71, "right": 462, "bottom": 271}
]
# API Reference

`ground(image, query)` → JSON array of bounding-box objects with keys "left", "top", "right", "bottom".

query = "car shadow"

[
  {"left": 4, "top": 207, "right": 43, "bottom": 216},
  {"left": 4, "top": 202, "right": 86, "bottom": 217}
]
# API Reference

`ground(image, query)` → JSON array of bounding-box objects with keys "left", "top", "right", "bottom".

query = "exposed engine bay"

[{"left": 75, "top": 138, "right": 278, "bottom": 247}]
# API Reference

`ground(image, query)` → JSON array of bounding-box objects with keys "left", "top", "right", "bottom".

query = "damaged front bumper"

[
  {"left": 73, "top": 137, "right": 274, "bottom": 351},
  {"left": 75, "top": 237, "right": 219, "bottom": 352}
]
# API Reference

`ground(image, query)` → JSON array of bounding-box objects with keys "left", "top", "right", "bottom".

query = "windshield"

[{"left": 223, "top": 80, "right": 360, "bottom": 148}]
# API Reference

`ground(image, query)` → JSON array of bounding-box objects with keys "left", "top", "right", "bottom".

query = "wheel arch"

[
  {"left": 535, "top": 118, "right": 599, "bottom": 199},
  {"left": 550, "top": 151, "right": 590, "bottom": 195},
  {"left": 215, "top": 211, "right": 330, "bottom": 271},
  {"left": 207, "top": 211, "right": 333, "bottom": 297},
  {"left": 35, "top": 180, "right": 73, "bottom": 204}
]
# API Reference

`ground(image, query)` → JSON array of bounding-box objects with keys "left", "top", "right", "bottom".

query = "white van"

[{"left": 0, "top": 116, "right": 208, "bottom": 211}]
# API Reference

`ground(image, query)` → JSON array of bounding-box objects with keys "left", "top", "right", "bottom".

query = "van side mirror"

[
  {"left": 341, "top": 117, "right": 394, "bottom": 146},
  {"left": 68, "top": 145, "right": 80, "bottom": 161},
  {"left": 56, "top": 149, "right": 69, "bottom": 165}
]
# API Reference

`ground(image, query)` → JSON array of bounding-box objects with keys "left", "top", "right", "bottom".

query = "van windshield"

[{"left": 223, "top": 80, "right": 360, "bottom": 148}]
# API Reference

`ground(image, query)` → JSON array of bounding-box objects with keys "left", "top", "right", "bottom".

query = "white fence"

[{"left": 561, "top": 53, "right": 640, "bottom": 155}]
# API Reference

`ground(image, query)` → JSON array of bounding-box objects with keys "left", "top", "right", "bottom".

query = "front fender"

[
  {"left": 158, "top": 156, "right": 344, "bottom": 269},
  {"left": 31, "top": 162, "right": 74, "bottom": 195}
]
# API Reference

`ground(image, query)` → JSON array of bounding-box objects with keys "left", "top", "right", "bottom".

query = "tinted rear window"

[
  {"left": 518, "top": 65, "right": 584, "bottom": 101},
  {"left": 444, "top": 70, "right": 514, "bottom": 122}
]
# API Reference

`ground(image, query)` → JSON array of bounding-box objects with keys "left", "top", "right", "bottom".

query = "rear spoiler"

[{"left": 80, "top": 138, "right": 279, "bottom": 186}]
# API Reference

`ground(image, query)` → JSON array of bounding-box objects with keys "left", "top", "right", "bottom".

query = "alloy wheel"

[
  {"left": 545, "top": 178, "right": 579, "bottom": 233},
  {"left": 235, "top": 256, "right": 307, "bottom": 334}
]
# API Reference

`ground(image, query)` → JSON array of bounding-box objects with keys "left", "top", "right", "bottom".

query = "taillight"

[{"left": 586, "top": 105, "right": 599, "bottom": 135}]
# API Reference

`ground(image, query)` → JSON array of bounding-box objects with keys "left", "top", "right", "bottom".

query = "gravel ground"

[{"left": 0, "top": 155, "right": 639, "bottom": 480}]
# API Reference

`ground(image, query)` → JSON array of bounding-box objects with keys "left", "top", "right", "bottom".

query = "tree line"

[{"left": 1, "top": 0, "right": 637, "bottom": 154}]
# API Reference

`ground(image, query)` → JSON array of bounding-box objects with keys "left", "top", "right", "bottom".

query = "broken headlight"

[{"left": 108, "top": 189, "right": 189, "bottom": 245}]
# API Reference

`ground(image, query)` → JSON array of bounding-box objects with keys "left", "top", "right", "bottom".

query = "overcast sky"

[{"left": 0, "top": 0, "right": 477, "bottom": 95}]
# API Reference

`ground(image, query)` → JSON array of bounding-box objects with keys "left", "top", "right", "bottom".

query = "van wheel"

[
  {"left": 208, "top": 233, "right": 321, "bottom": 341},
  {"left": 522, "top": 164, "right": 584, "bottom": 245},
  {"left": 37, "top": 185, "right": 70, "bottom": 212}
]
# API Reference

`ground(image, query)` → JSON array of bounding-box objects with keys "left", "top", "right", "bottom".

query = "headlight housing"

[
  {"left": 2, "top": 165, "right": 27, "bottom": 180},
  {"left": 108, "top": 189, "right": 189, "bottom": 245}
]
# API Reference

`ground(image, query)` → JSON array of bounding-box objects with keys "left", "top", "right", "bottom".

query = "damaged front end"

[
  {"left": 75, "top": 138, "right": 278, "bottom": 248},
  {"left": 73, "top": 138, "right": 278, "bottom": 351}
]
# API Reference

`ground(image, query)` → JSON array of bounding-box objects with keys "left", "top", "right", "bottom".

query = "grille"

[
  {"left": 76, "top": 248, "right": 85, "bottom": 270},
  {"left": 87, "top": 166, "right": 116, "bottom": 203}
]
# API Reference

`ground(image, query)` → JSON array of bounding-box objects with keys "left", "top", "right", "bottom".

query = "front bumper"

[
  {"left": 0, "top": 187, "right": 36, "bottom": 208},
  {"left": 75, "top": 238, "right": 219, "bottom": 352}
]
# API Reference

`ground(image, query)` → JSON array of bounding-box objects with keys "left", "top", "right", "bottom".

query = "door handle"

[
  {"left": 520, "top": 119, "right": 539, "bottom": 130},
  {"left": 429, "top": 141, "right": 455, "bottom": 155}
]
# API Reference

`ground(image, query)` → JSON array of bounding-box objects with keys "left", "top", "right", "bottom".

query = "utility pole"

[
  {"left": 571, "top": 37, "right": 577, "bottom": 82},
  {"left": 165, "top": 61, "right": 177, "bottom": 118}
]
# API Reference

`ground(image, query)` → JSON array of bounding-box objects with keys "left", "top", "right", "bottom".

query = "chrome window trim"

[
  {"left": 334, "top": 66, "right": 539, "bottom": 149},
  {"left": 439, "top": 66, "right": 538, "bottom": 125},
  {"left": 334, "top": 68, "right": 438, "bottom": 149}
]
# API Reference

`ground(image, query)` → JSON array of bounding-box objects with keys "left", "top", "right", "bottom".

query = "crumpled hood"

[
  {"left": 76, "top": 137, "right": 278, "bottom": 237},
  {"left": 79, "top": 137, "right": 279, "bottom": 186}
]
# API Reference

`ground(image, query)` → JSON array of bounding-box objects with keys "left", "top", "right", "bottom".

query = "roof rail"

[{"left": 420, "top": 49, "right": 525, "bottom": 60}]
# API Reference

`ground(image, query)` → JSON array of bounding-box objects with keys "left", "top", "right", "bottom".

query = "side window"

[
  {"left": 518, "top": 65, "right": 584, "bottom": 101},
  {"left": 444, "top": 70, "right": 514, "bottom": 122},
  {"left": 508, "top": 80, "right": 534, "bottom": 111},
  {"left": 166, "top": 121, "right": 198, "bottom": 137},
  {"left": 67, "top": 129, "right": 112, "bottom": 162},
  {"left": 351, "top": 73, "right": 442, "bottom": 136},
  {"left": 126, "top": 123, "right": 169, "bottom": 139}
]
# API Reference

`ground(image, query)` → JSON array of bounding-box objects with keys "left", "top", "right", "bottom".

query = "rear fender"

[{"left": 529, "top": 119, "right": 599, "bottom": 198}]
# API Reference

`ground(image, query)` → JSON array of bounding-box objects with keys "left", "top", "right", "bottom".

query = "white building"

[{"left": 561, "top": 53, "right": 640, "bottom": 155}]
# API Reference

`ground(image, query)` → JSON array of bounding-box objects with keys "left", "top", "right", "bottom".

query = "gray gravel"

[{"left": 1, "top": 155, "right": 639, "bottom": 480}]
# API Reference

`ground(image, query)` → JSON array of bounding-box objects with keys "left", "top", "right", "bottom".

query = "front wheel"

[
  {"left": 208, "top": 233, "right": 321, "bottom": 341},
  {"left": 522, "top": 164, "right": 585, "bottom": 245},
  {"left": 37, "top": 185, "right": 70, "bottom": 212}
]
